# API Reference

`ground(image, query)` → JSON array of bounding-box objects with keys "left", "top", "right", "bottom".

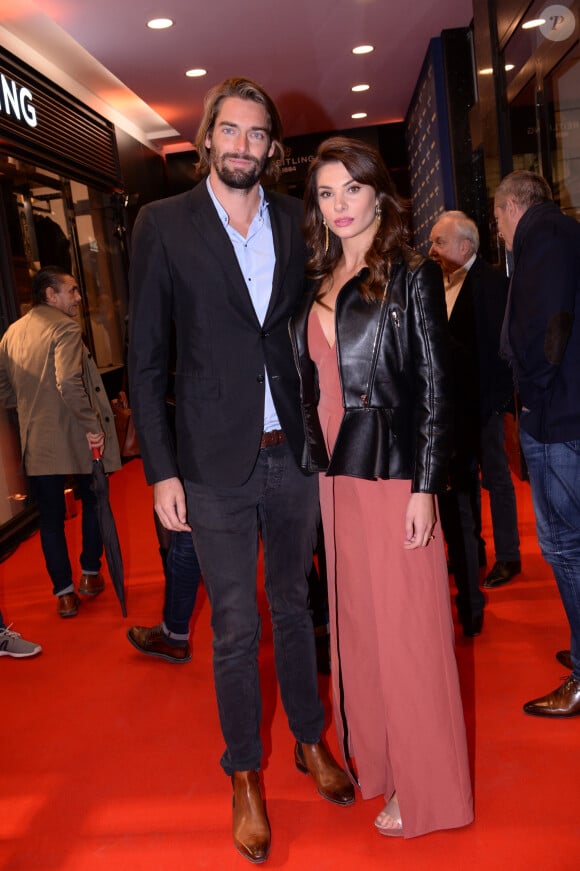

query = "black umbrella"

[{"left": 91, "top": 448, "right": 127, "bottom": 617}]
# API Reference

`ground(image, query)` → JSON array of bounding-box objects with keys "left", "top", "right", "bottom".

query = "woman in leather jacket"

[{"left": 289, "top": 138, "right": 473, "bottom": 839}]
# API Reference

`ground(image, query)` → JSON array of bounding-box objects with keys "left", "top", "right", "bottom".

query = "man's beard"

[{"left": 211, "top": 146, "right": 266, "bottom": 189}]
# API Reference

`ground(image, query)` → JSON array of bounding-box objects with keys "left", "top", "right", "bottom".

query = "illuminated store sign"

[
  {"left": 0, "top": 45, "right": 120, "bottom": 188},
  {"left": 0, "top": 73, "right": 37, "bottom": 127}
]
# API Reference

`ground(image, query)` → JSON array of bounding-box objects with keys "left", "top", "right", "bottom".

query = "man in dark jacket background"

[
  {"left": 429, "top": 211, "right": 521, "bottom": 638},
  {"left": 495, "top": 169, "right": 580, "bottom": 718}
]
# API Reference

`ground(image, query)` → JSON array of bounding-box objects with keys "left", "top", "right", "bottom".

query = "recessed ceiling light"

[
  {"left": 352, "top": 84, "right": 370, "bottom": 92},
  {"left": 504, "top": 63, "right": 515, "bottom": 71},
  {"left": 185, "top": 69, "right": 208, "bottom": 78},
  {"left": 352, "top": 45, "right": 374, "bottom": 55},
  {"left": 351, "top": 112, "right": 368, "bottom": 119},
  {"left": 147, "top": 18, "right": 174, "bottom": 30},
  {"left": 522, "top": 18, "right": 546, "bottom": 29}
]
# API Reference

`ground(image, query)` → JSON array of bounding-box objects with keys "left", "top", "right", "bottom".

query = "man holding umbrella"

[{"left": 0, "top": 266, "right": 121, "bottom": 617}]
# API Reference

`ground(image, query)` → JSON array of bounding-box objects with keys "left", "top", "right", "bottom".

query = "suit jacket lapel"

[{"left": 188, "top": 183, "right": 261, "bottom": 325}]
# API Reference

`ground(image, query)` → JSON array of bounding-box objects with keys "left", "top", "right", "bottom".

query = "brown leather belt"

[{"left": 260, "top": 429, "right": 286, "bottom": 449}]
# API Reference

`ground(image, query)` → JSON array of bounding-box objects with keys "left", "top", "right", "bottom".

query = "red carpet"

[{"left": 1, "top": 459, "right": 578, "bottom": 870}]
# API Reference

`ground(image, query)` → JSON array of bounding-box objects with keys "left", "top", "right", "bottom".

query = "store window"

[
  {"left": 0, "top": 156, "right": 128, "bottom": 367},
  {"left": 504, "top": 0, "right": 579, "bottom": 216},
  {"left": 0, "top": 156, "right": 128, "bottom": 547},
  {"left": 545, "top": 41, "right": 580, "bottom": 217}
]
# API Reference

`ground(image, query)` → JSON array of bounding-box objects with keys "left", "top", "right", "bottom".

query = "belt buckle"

[{"left": 260, "top": 429, "right": 285, "bottom": 449}]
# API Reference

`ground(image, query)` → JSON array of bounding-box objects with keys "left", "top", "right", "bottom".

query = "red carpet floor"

[{"left": 1, "top": 459, "right": 579, "bottom": 870}]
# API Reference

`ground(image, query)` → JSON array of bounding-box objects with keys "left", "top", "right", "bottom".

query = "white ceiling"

[{"left": 0, "top": 0, "right": 473, "bottom": 153}]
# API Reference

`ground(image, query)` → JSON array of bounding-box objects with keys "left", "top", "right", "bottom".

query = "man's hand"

[
  {"left": 154, "top": 477, "right": 191, "bottom": 532},
  {"left": 86, "top": 431, "right": 105, "bottom": 454}
]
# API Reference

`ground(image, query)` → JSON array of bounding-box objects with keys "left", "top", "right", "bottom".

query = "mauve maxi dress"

[{"left": 308, "top": 308, "right": 473, "bottom": 838}]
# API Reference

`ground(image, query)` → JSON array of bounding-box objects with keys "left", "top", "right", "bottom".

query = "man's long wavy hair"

[
  {"left": 194, "top": 77, "right": 285, "bottom": 180},
  {"left": 303, "top": 137, "right": 409, "bottom": 301}
]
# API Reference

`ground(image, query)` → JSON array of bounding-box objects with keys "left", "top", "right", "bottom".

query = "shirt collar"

[
  {"left": 206, "top": 176, "right": 268, "bottom": 227},
  {"left": 447, "top": 252, "right": 477, "bottom": 285}
]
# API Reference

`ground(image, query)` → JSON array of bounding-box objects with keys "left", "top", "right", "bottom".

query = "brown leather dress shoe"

[
  {"left": 523, "top": 675, "right": 580, "bottom": 718},
  {"left": 127, "top": 625, "right": 191, "bottom": 663},
  {"left": 294, "top": 741, "right": 355, "bottom": 805},
  {"left": 57, "top": 592, "right": 80, "bottom": 618},
  {"left": 556, "top": 650, "right": 573, "bottom": 670},
  {"left": 78, "top": 572, "right": 105, "bottom": 597},
  {"left": 231, "top": 770, "right": 270, "bottom": 864}
]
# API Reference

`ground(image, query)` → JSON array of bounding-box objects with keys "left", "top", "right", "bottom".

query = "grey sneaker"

[{"left": 0, "top": 625, "right": 42, "bottom": 658}]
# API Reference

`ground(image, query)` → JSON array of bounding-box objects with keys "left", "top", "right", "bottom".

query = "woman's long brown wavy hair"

[{"left": 303, "top": 137, "right": 409, "bottom": 300}]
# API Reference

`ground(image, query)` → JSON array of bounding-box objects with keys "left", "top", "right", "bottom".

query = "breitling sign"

[
  {"left": 0, "top": 45, "right": 121, "bottom": 188},
  {"left": 0, "top": 72, "right": 37, "bottom": 127}
]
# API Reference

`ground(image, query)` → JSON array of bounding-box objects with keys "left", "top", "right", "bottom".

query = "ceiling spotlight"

[
  {"left": 522, "top": 18, "right": 546, "bottom": 29},
  {"left": 147, "top": 18, "right": 174, "bottom": 30},
  {"left": 351, "top": 112, "right": 368, "bottom": 119},
  {"left": 352, "top": 84, "right": 370, "bottom": 92},
  {"left": 352, "top": 45, "right": 374, "bottom": 55},
  {"left": 504, "top": 63, "right": 515, "bottom": 71},
  {"left": 185, "top": 69, "right": 208, "bottom": 78}
]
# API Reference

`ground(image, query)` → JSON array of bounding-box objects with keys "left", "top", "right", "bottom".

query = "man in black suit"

[
  {"left": 429, "top": 211, "right": 521, "bottom": 636},
  {"left": 128, "top": 78, "right": 353, "bottom": 864}
]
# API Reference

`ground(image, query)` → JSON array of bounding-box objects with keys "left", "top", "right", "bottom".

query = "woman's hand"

[{"left": 404, "top": 492, "right": 437, "bottom": 549}]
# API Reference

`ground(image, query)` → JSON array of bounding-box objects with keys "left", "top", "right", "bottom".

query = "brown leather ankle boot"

[
  {"left": 231, "top": 769, "right": 271, "bottom": 863},
  {"left": 294, "top": 741, "right": 355, "bottom": 805}
]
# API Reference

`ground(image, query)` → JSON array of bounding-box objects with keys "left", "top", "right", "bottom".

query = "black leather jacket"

[{"left": 289, "top": 249, "right": 452, "bottom": 493}]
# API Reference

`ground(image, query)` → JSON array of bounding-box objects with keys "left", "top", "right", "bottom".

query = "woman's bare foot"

[{"left": 374, "top": 792, "right": 404, "bottom": 837}]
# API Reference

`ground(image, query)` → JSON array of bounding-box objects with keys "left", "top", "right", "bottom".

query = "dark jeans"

[
  {"left": 29, "top": 474, "right": 102, "bottom": 596},
  {"left": 439, "top": 458, "right": 486, "bottom": 624},
  {"left": 520, "top": 429, "right": 580, "bottom": 680},
  {"left": 185, "top": 440, "right": 324, "bottom": 775},
  {"left": 480, "top": 413, "right": 521, "bottom": 562}
]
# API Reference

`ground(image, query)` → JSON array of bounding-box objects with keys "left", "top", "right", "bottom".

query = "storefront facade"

[{"left": 0, "top": 45, "right": 132, "bottom": 554}]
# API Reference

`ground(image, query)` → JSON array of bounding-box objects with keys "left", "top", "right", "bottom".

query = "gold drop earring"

[
  {"left": 323, "top": 218, "right": 329, "bottom": 253},
  {"left": 375, "top": 203, "right": 382, "bottom": 232}
]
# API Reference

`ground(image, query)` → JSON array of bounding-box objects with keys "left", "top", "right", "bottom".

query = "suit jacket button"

[{"left": 257, "top": 374, "right": 265, "bottom": 383}]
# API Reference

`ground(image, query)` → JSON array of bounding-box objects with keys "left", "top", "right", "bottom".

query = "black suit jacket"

[
  {"left": 448, "top": 255, "right": 513, "bottom": 422},
  {"left": 128, "top": 182, "right": 309, "bottom": 487},
  {"left": 447, "top": 255, "right": 512, "bottom": 474},
  {"left": 505, "top": 201, "right": 580, "bottom": 443}
]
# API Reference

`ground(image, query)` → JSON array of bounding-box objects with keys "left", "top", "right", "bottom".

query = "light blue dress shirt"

[{"left": 206, "top": 178, "right": 280, "bottom": 432}]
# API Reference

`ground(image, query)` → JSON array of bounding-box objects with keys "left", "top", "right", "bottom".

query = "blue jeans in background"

[
  {"left": 29, "top": 474, "right": 102, "bottom": 596},
  {"left": 161, "top": 530, "right": 202, "bottom": 640},
  {"left": 519, "top": 429, "right": 580, "bottom": 680}
]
